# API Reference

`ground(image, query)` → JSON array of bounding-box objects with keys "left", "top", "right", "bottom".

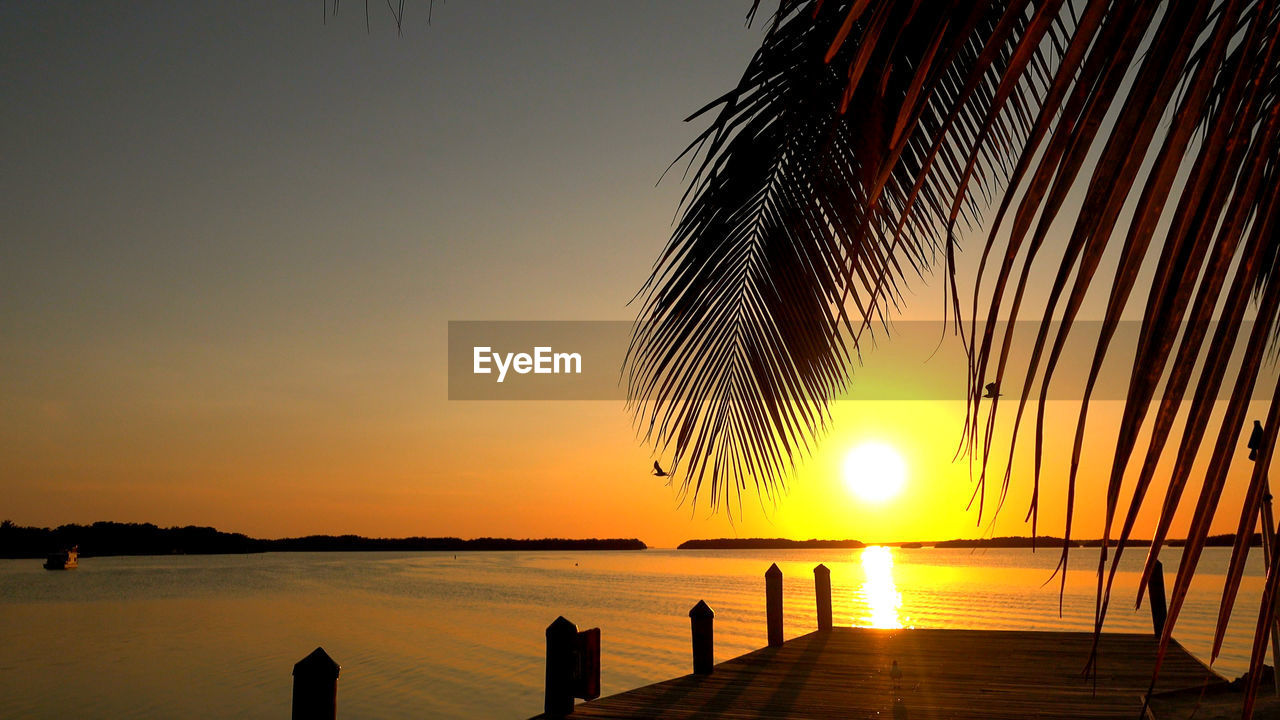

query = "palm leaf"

[
  {"left": 627, "top": 0, "right": 1060, "bottom": 511},
  {"left": 630, "top": 1, "right": 1280, "bottom": 715}
]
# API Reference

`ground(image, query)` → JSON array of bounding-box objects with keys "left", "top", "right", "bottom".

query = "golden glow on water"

[
  {"left": 857, "top": 546, "right": 906, "bottom": 629},
  {"left": 1, "top": 548, "right": 1267, "bottom": 718}
]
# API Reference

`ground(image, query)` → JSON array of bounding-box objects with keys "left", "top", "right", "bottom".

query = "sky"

[{"left": 0, "top": 1, "right": 1268, "bottom": 548}]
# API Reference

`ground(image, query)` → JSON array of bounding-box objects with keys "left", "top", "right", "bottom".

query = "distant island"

[
  {"left": 931, "top": 534, "right": 1258, "bottom": 548},
  {"left": 932, "top": 536, "right": 1081, "bottom": 548},
  {"left": 677, "top": 534, "right": 1260, "bottom": 550},
  {"left": 8, "top": 523, "right": 1252, "bottom": 559},
  {"left": 0, "top": 520, "right": 646, "bottom": 559},
  {"left": 678, "top": 538, "right": 866, "bottom": 550}
]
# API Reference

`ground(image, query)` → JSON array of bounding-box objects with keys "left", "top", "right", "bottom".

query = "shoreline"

[
  {"left": 0, "top": 521, "right": 646, "bottom": 559},
  {"left": 4, "top": 519, "right": 1259, "bottom": 559}
]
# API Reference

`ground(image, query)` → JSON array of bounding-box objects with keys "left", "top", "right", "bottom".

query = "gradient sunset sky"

[{"left": 1, "top": 1, "right": 1264, "bottom": 548}]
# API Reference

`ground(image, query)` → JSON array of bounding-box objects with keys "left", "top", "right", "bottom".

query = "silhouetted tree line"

[
  {"left": 0, "top": 520, "right": 646, "bottom": 558},
  {"left": 931, "top": 535, "right": 1256, "bottom": 549},
  {"left": 677, "top": 538, "right": 866, "bottom": 550},
  {"left": 0, "top": 520, "right": 263, "bottom": 558},
  {"left": 673, "top": 535, "right": 1259, "bottom": 550},
  {"left": 931, "top": 536, "right": 1085, "bottom": 549},
  {"left": 267, "top": 535, "right": 647, "bottom": 552}
]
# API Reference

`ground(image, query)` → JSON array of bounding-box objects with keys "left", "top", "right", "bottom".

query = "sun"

[{"left": 843, "top": 442, "right": 907, "bottom": 503}]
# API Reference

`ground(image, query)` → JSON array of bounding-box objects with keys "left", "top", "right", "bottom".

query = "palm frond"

[
  {"left": 950, "top": 0, "right": 1280, "bottom": 698},
  {"left": 632, "top": 0, "right": 1280, "bottom": 714},
  {"left": 627, "top": 0, "right": 1061, "bottom": 512}
]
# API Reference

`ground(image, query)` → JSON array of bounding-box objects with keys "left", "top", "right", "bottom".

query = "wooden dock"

[
  {"left": 532, "top": 627, "right": 1223, "bottom": 719},
  {"left": 281, "top": 561, "right": 1239, "bottom": 719}
]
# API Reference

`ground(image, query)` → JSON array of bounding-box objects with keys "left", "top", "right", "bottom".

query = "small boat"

[{"left": 44, "top": 546, "right": 78, "bottom": 570}]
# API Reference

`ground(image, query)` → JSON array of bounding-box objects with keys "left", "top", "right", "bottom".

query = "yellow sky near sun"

[{"left": 3, "top": 371, "right": 1263, "bottom": 549}]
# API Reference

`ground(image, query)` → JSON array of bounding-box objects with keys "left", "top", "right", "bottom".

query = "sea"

[{"left": 0, "top": 546, "right": 1268, "bottom": 718}]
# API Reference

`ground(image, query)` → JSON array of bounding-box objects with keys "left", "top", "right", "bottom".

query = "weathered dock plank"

[{"left": 533, "top": 628, "right": 1222, "bottom": 719}]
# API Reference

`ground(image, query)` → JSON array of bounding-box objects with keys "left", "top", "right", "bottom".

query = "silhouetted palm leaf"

[
  {"left": 629, "top": 1, "right": 1280, "bottom": 715},
  {"left": 627, "top": 0, "right": 1062, "bottom": 511}
]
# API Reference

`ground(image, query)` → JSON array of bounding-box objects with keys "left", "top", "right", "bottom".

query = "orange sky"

[
  {"left": 5, "top": 357, "right": 1265, "bottom": 548},
  {"left": 1, "top": 2, "right": 1271, "bottom": 549}
]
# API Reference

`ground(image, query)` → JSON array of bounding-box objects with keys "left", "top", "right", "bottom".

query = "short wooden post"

[
  {"left": 545, "top": 616, "right": 578, "bottom": 716},
  {"left": 766, "top": 563, "right": 783, "bottom": 647},
  {"left": 291, "top": 647, "right": 340, "bottom": 720},
  {"left": 814, "top": 564, "right": 832, "bottom": 631},
  {"left": 689, "top": 600, "right": 714, "bottom": 675},
  {"left": 1148, "top": 560, "right": 1168, "bottom": 637}
]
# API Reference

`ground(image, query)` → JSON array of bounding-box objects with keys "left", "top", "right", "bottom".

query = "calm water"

[{"left": 0, "top": 546, "right": 1268, "bottom": 718}]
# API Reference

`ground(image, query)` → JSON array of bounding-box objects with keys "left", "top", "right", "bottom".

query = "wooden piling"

[
  {"left": 766, "top": 563, "right": 783, "bottom": 647},
  {"left": 1148, "top": 560, "right": 1168, "bottom": 637},
  {"left": 813, "top": 564, "right": 832, "bottom": 631},
  {"left": 689, "top": 600, "right": 714, "bottom": 675},
  {"left": 291, "top": 647, "right": 340, "bottom": 720},
  {"left": 545, "top": 616, "right": 579, "bottom": 716}
]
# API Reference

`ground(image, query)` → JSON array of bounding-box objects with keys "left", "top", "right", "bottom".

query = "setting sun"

[{"left": 843, "top": 442, "right": 907, "bottom": 503}]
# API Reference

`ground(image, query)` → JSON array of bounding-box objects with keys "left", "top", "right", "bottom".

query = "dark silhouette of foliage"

[
  {"left": 266, "top": 535, "right": 646, "bottom": 552},
  {"left": 628, "top": 2, "right": 1280, "bottom": 713},
  {"left": 677, "top": 538, "right": 865, "bottom": 549},
  {"left": 0, "top": 520, "right": 645, "bottom": 558},
  {"left": 0, "top": 521, "right": 264, "bottom": 558}
]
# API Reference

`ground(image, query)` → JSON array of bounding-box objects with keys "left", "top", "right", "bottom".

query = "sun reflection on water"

[{"left": 857, "top": 546, "right": 907, "bottom": 629}]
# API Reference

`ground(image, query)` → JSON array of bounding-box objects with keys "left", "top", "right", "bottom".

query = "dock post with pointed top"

[
  {"left": 766, "top": 563, "right": 783, "bottom": 647},
  {"left": 545, "top": 616, "right": 578, "bottom": 716},
  {"left": 689, "top": 600, "right": 714, "bottom": 674},
  {"left": 814, "top": 564, "right": 832, "bottom": 631},
  {"left": 1148, "top": 560, "right": 1167, "bottom": 637},
  {"left": 291, "top": 647, "right": 340, "bottom": 720}
]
